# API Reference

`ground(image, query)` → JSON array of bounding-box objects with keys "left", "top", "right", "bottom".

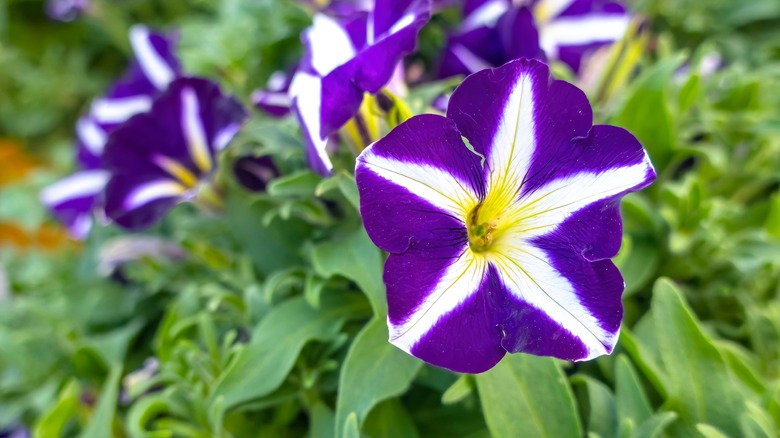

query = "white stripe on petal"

[
  {"left": 91, "top": 96, "right": 153, "bottom": 124},
  {"left": 388, "top": 13, "right": 416, "bottom": 35},
  {"left": 540, "top": 14, "right": 630, "bottom": 58},
  {"left": 214, "top": 123, "right": 241, "bottom": 151},
  {"left": 389, "top": 251, "right": 487, "bottom": 352},
  {"left": 124, "top": 179, "right": 186, "bottom": 210},
  {"left": 359, "top": 152, "right": 479, "bottom": 218},
  {"left": 490, "top": 245, "right": 615, "bottom": 359},
  {"left": 451, "top": 44, "right": 494, "bottom": 74},
  {"left": 290, "top": 72, "right": 333, "bottom": 174},
  {"left": 70, "top": 213, "right": 94, "bottom": 240},
  {"left": 307, "top": 14, "right": 356, "bottom": 76},
  {"left": 129, "top": 25, "right": 176, "bottom": 90},
  {"left": 485, "top": 70, "right": 536, "bottom": 204},
  {"left": 267, "top": 71, "right": 289, "bottom": 91},
  {"left": 40, "top": 170, "right": 109, "bottom": 207},
  {"left": 181, "top": 86, "right": 213, "bottom": 172},
  {"left": 76, "top": 118, "right": 108, "bottom": 156},
  {"left": 462, "top": 0, "right": 509, "bottom": 32},
  {"left": 509, "top": 153, "right": 653, "bottom": 239},
  {"left": 253, "top": 91, "right": 292, "bottom": 108}
]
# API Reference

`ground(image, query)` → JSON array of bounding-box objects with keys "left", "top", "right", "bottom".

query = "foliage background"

[{"left": 2, "top": 0, "right": 780, "bottom": 437}]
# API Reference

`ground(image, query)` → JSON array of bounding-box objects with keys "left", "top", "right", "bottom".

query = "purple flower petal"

[
  {"left": 356, "top": 58, "right": 655, "bottom": 373},
  {"left": 103, "top": 77, "right": 246, "bottom": 230},
  {"left": 233, "top": 155, "right": 279, "bottom": 192},
  {"left": 291, "top": 0, "right": 432, "bottom": 176},
  {"left": 43, "top": 26, "right": 183, "bottom": 238},
  {"left": 440, "top": 0, "right": 629, "bottom": 77},
  {"left": 40, "top": 170, "right": 109, "bottom": 239},
  {"left": 441, "top": 1, "right": 545, "bottom": 78},
  {"left": 537, "top": 0, "right": 630, "bottom": 73},
  {"left": 252, "top": 71, "right": 293, "bottom": 118},
  {"left": 46, "top": 0, "right": 89, "bottom": 22},
  {"left": 77, "top": 25, "right": 181, "bottom": 169}
]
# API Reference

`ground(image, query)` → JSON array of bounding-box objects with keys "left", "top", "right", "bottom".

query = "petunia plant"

[
  {"left": 356, "top": 58, "right": 655, "bottom": 372},
  {"left": 440, "top": 0, "right": 631, "bottom": 77},
  {"left": 102, "top": 77, "right": 246, "bottom": 230},
  {"left": 41, "top": 25, "right": 181, "bottom": 238},
  {"left": 290, "top": 0, "right": 432, "bottom": 175},
  {"left": 7, "top": 0, "right": 780, "bottom": 437}
]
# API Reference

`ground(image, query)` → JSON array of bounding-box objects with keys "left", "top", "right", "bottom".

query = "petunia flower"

[
  {"left": 355, "top": 58, "right": 655, "bottom": 373},
  {"left": 440, "top": 0, "right": 630, "bottom": 78},
  {"left": 46, "top": 0, "right": 90, "bottom": 22},
  {"left": 233, "top": 155, "right": 280, "bottom": 192},
  {"left": 102, "top": 77, "right": 246, "bottom": 230},
  {"left": 252, "top": 71, "right": 294, "bottom": 118},
  {"left": 289, "top": 0, "right": 432, "bottom": 176},
  {"left": 41, "top": 25, "right": 181, "bottom": 238}
]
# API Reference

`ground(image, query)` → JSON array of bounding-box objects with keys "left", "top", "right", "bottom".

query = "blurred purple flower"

[
  {"left": 233, "top": 155, "right": 280, "bottom": 192},
  {"left": 97, "top": 236, "right": 187, "bottom": 276},
  {"left": 120, "top": 357, "right": 160, "bottom": 404},
  {"left": 0, "top": 426, "right": 29, "bottom": 438},
  {"left": 290, "top": 0, "right": 432, "bottom": 176},
  {"left": 441, "top": 0, "right": 630, "bottom": 77},
  {"left": 102, "top": 77, "right": 247, "bottom": 230},
  {"left": 252, "top": 71, "right": 294, "bottom": 118},
  {"left": 46, "top": 0, "right": 90, "bottom": 22},
  {"left": 41, "top": 26, "right": 181, "bottom": 238}
]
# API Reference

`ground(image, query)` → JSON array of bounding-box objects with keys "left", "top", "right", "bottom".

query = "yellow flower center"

[
  {"left": 465, "top": 175, "right": 529, "bottom": 255},
  {"left": 467, "top": 205, "right": 499, "bottom": 253}
]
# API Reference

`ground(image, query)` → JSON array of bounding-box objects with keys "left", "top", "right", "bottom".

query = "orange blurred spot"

[
  {"left": 35, "top": 224, "right": 75, "bottom": 251},
  {"left": 0, "top": 222, "right": 33, "bottom": 250},
  {"left": 0, "top": 138, "right": 39, "bottom": 186}
]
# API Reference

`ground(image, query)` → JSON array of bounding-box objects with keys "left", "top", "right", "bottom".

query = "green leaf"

[
  {"left": 334, "top": 318, "right": 422, "bottom": 437},
  {"left": 34, "top": 380, "right": 81, "bottom": 438},
  {"left": 225, "top": 195, "right": 310, "bottom": 275},
  {"left": 476, "top": 355, "right": 582, "bottom": 438},
  {"left": 741, "top": 401, "right": 777, "bottom": 438},
  {"left": 572, "top": 375, "right": 618, "bottom": 438},
  {"left": 677, "top": 73, "right": 701, "bottom": 112},
  {"left": 718, "top": 342, "right": 765, "bottom": 396},
  {"left": 85, "top": 319, "right": 145, "bottom": 366},
  {"left": 615, "top": 237, "right": 660, "bottom": 297},
  {"left": 696, "top": 423, "right": 731, "bottom": 438},
  {"left": 363, "top": 399, "right": 421, "bottom": 438},
  {"left": 309, "top": 402, "right": 335, "bottom": 438},
  {"left": 632, "top": 412, "right": 678, "bottom": 438},
  {"left": 343, "top": 413, "right": 360, "bottom": 438},
  {"left": 79, "top": 364, "right": 123, "bottom": 438},
  {"left": 310, "top": 227, "right": 385, "bottom": 315},
  {"left": 651, "top": 278, "right": 746, "bottom": 436},
  {"left": 126, "top": 395, "right": 174, "bottom": 438},
  {"left": 267, "top": 171, "right": 321, "bottom": 197},
  {"left": 304, "top": 273, "right": 327, "bottom": 308},
  {"left": 612, "top": 55, "right": 684, "bottom": 171},
  {"left": 314, "top": 172, "right": 360, "bottom": 211},
  {"left": 615, "top": 355, "right": 653, "bottom": 425},
  {"left": 211, "top": 295, "right": 366, "bottom": 411},
  {"left": 441, "top": 375, "right": 475, "bottom": 405}
]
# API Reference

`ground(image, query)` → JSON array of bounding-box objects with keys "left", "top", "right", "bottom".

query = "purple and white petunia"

[
  {"left": 102, "top": 77, "right": 246, "bottom": 230},
  {"left": 289, "top": 0, "right": 432, "bottom": 176},
  {"left": 41, "top": 25, "right": 181, "bottom": 238},
  {"left": 441, "top": 0, "right": 630, "bottom": 77},
  {"left": 46, "top": 0, "right": 90, "bottom": 22},
  {"left": 252, "top": 71, "right": 294, "bottom": 118},
  {"left": 233, "top": 155, "right": 280, "bottom": 192},
  {"left": 356, "top": 58, "right": 655, "bottom": 373}
]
